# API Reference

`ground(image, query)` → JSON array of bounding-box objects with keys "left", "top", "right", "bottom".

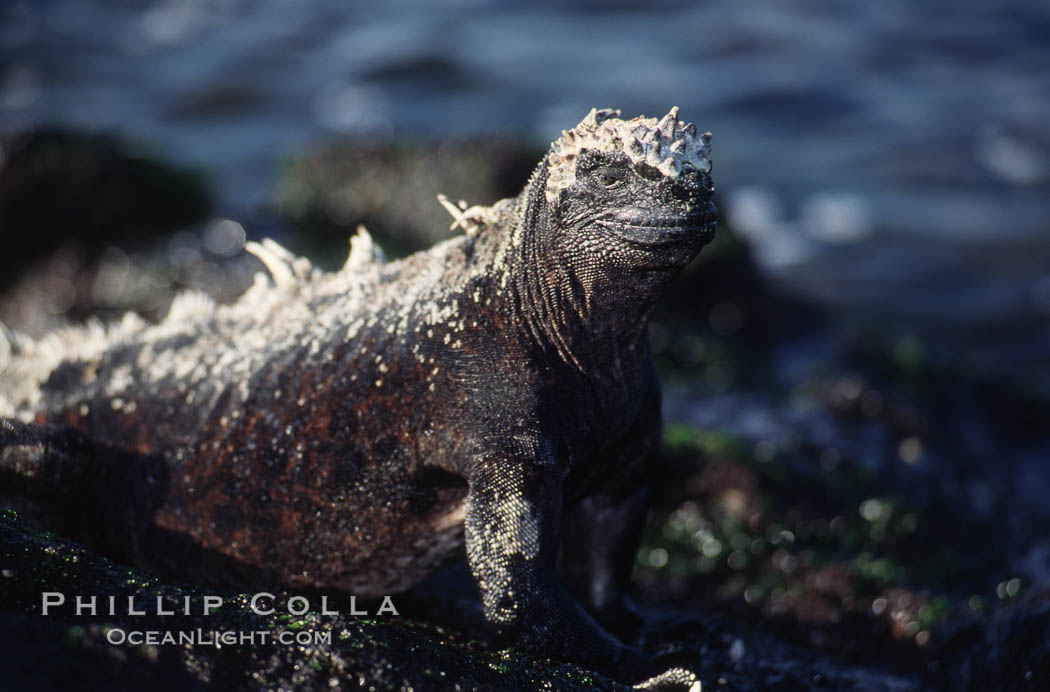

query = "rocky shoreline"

[{"left": 2, "top": 131, "right": 1047, "bottom": 690}]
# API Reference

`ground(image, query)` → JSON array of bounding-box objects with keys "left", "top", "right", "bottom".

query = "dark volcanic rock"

[
  {"left": 0, "top": 128, "right": 212, "bottom": 293},
  {"left": 0, "top": 128, "right": 225, "bottom": 334},
  {"left": 0, "top": 510, "right": 633, "bottom": 691},
  {"left": 1, "top": 504, "right": 924, "bottom": 691},
  {"left": 929, "top": 588, "right": 1050, "bottom": 691}
]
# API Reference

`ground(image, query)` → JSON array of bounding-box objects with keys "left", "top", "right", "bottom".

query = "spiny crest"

[
  {"left": 0, "top": 313, "right": 148, "bottom": 418},
  {"left": 545, "top": 106, "right": 712, "bottom": 205},
  {"left": 343, "top": 225, "right": 386, "bottom": 271},
  {"left": 436, "top": 193, "right": 516, "bottom": 237}
]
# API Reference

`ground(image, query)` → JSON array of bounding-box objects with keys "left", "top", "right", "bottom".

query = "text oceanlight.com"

[{"left": 105, "top": 628, "right": 332, "bottom": 647}]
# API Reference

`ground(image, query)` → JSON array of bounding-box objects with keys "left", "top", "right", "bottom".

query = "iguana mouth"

[{"left": 595, "top": 203, "right": 717, "bottom": 247}]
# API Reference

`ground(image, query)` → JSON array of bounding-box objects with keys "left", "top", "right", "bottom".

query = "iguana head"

[{"left": 543, "top": 106, "right": 716, "bottom": 267}]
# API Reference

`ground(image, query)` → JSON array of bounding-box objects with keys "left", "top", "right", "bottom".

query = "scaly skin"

[{"left": 0, "top": 107, "right": 715, "bottom": 673}]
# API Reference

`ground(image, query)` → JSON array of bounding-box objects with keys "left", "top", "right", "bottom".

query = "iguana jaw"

[{"left": 593, "top": 201, "right": 717, "bottom": 247}]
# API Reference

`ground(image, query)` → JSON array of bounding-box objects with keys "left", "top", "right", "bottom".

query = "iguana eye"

[{"left": 595, "top": 168, "right": 624, "bottom": 188}]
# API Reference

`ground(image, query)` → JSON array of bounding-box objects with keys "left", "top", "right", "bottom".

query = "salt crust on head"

[{"left": 545, "top": 106, "right": 712, "bottom": 205}]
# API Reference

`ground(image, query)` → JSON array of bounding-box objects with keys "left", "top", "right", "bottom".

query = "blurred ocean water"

[{"left": 2, "top": 0, "right": 1049, "bottom": 326}]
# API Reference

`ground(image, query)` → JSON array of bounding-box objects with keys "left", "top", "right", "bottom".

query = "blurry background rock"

[
  {"left": 272, "top": 137, "right": 538, "bottom": 261},
  {"left": 0, "top": 129, "right": 268, "bottom": 335}
]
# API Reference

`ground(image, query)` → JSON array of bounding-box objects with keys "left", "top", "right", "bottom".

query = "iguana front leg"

[{"left": 464, "top": 442, "right": 634, "bottom": 665}]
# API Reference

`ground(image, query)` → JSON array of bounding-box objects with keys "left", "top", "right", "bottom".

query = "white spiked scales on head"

[{"left": 545, "top": 106, "right": 712, "bottom": 205}]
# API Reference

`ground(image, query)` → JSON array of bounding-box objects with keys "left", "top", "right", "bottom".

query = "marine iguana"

[{"left": 0, "top": 107, "right": 716, "bottom": 673}]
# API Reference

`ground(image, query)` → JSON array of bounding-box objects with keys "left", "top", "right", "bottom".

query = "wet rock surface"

[{"left": 1, "top": 510, "right": 922, "bottom": 691}]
